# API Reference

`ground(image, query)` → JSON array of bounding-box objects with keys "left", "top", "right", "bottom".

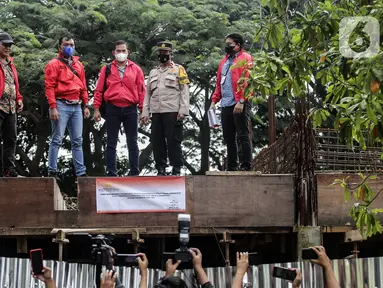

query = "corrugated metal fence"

[{"left": 1, "top": 256, "right": 382, "bottom": 287}]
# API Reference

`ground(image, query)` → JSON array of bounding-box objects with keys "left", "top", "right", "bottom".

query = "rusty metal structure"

[{"left": 252, "top": 98, "right": 317, "bottom": 226}]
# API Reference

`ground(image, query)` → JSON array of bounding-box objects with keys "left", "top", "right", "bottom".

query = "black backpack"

[{"left": 99, "top": 63, "right": 111, "bottom": 119}]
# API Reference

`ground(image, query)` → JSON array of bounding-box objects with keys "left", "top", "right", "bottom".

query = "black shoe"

[
  {"left": 172, "top": 167, "right": 181, "bottom": 176},
  {"left": 48, "top": 172, "right": 60, "bottom": 181},
  {"left": 157, "top": 168, "right": 166, "bottom": 176},
  {"left": 78, "top": 173, "right": 88, "bottom": 177},
  {"left": 227, "top": 167, "right": 238, "bottom": 171},
  {"left": 106, "top": 172, "right": 117, "bottom": 177},
  {"left": 3, "top": 168, "right": 18, "bottom": 177},
  {"left": 239, "top": 166, "right": 251, "bottom": 171}
]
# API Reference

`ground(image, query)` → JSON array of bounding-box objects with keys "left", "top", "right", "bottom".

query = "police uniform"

[{"left": 142, "top": 41, "right": 190, "bottom": 175}]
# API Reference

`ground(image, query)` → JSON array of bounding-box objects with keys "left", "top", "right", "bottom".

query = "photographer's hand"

[
  {"left": 290, "top": 268, "right": 302, "bottom": 288},
  {"left": 165, "top": 259, "right": 181, "bottom": 277},
  {"left": 190, "top": 248, "right": 209, "bottom": 286},
  {"left": 232, "top": 252, "right": 249, "bottom": 288},
  {"left": 137, "top": 253, "right": 148, "bottom": 288},
  {"left": 32, "top": 267, "right": 56, "bottom": 288},
  {"left": 100, "top": 270, "right": 116, "bottom": 288},
  {"left": 311, "top": 246, "right": 340, "bottom": 288}
]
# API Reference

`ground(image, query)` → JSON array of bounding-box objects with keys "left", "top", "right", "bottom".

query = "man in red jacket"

[
  {"left": 0, "top": 32, "right": 23, "bottom": 177},
  {"left": 210, "top": 33, "right": 253, "bottom": 171},
  {"left": 94, "top": 40, "right": 145, "bottom": 176},
  {"left": 45, "top": 35, "right": 90, "bottom": 179}
]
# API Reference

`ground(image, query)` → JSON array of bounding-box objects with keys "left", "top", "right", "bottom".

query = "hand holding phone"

[
  {"left": 272, "top": 266, "right": 297, "bottom": 282},
  {"left": 30, "top": 249, "right": 44, "bottom": 275},
  {"left": 302, "top": 247, "right": 319, "bottom": 260}
]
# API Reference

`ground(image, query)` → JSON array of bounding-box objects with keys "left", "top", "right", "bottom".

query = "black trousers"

[
  {"left": 0, "top": 111, "right": 17, "bottom": 172},
  {"left": 151, "top": 112, "right": 183, "bottom": 170},
  {"left": 221, "top": 102, "right": 252, "bottom": 170}
]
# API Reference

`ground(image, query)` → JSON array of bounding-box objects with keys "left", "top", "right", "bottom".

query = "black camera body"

[
  {"left": 90, "top": 234, "right": 116, "bottom": 270},
  {"left": 174, "top": 247, "right": 191, "bottom": 262}
]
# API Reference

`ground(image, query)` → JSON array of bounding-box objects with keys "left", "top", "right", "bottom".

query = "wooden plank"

[
  {"left": 17, "top": 236, "right": 27, "bottom": 253},
  {"left": 0, "top": 226, "right": 292, "bottom": 236},
  {"left": 0, "top": 175, "right": 295, "bottom": 233},
  {"left": 0, "top": 178, "right": 56, "bottom": 227},
  {"left": 317, "top": 173, "right": 383, "bottom": 226},
  {"left": 193, "top": 175, "right": 294, "bottom": 227}
]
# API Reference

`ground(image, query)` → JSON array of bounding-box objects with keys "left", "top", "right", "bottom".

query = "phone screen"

[
  {"left": 272, "top": 266, "right": 296, "bottom": 281},
  {"left": 30, "top": 249, "right": 44, "bottom": 275},
  {"left": 302, "top": 248, "right": 318, "bottom": 260}
]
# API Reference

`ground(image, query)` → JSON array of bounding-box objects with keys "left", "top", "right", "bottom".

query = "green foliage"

[{"left": 331, "top": 173, "right": 383, "bottom": 237}]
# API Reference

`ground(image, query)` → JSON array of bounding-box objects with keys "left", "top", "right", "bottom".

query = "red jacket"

[
  {"left": 211, "top": 50, "right": 253, "bottom": 104},
  {"left": 94, "top": 60, "right": 146, "bottom": 111},
  {"left": 44, "top": 53, "right": 89, "bottom": 109},
  {"left": 0, "top": 57, "right": 23, "bottom": 102}
]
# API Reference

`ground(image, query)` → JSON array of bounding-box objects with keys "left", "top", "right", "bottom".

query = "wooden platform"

[
  {"left": 0, "top": 175, "right": 295, "bottom": 236},
  {"left": 317, "top": 173, "right": 383, "bottom": 226}
]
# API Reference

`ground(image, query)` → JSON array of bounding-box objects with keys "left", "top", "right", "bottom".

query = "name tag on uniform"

[{"left": 221, "top": 76, "right": 227, "bottom": 85}]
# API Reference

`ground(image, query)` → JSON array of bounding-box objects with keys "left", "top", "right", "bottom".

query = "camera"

[
  {"left": 164, "top": 214, "right": 192, "bottom": 263},
  {"left": 90, "top": 234, "right": 141, "bottom": 269},
  {"left": 90, "top": 234, "right": 116, "bottom": 270}
]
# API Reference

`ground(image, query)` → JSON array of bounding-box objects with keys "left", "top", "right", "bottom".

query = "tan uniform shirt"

[
  {"left": 142, "top": 62, "right": 190, "bottom": 117},
  {"left": 0, "top": 59, "right": 16, "bottom": 114}
]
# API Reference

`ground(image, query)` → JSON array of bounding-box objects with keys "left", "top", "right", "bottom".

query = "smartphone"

[
  {"left": 272, "top": 266, "right": 296, "bottom": 281},
  {"left": 115, "top": 254, "right": 139, "bottom": 266},
  {"left": 302, "top": 248, "right": 318, "bottom": 260},
  {"left": 30, "top": 249, "right": 44, "bottom": 275}
]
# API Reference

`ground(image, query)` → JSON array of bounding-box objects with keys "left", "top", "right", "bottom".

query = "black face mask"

[
  {"left": 158, "top": 54, "right": 170, "bottom": 63},
  {"left": 225, "top": 45, "right": 236, "bottom": 54}
]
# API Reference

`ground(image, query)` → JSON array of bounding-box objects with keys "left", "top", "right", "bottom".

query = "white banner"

[{"left": 96, "top": 176, "right": 186, "bottom": 213}]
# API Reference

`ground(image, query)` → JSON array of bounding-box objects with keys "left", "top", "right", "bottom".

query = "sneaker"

[{"left": 3, "top": 168, "right": 18, "bottom": 177}]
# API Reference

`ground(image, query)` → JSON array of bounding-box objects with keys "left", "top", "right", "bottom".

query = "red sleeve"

[
  {"left": 136, "top": 67, "right": 146, "bottom": 111},
  {"left": 44, "top": 61, "right": 58, "bottom": 109},
  {"left": 12, "top": 66, "right": 23, "bottom": 102},
  {"left": 93, "top": 66, "right": 106, "bottom": 110},
  {"left": 79, "top": 63, "right": 89, "bottom": 105},
  {"left": 211, "top": 60, "right": 224, "bottom": 104}
]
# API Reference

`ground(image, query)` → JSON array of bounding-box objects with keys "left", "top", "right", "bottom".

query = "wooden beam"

[
  {"left": 0, "top": 227, "right": 292, "bottom": 236},
  {"left": 16, "top": 236, "right": 27, "bottom": 254}
]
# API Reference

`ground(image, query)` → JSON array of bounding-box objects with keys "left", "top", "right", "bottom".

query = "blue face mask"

[{"left": 62, "top": 46, "right": 74, "bottom": 57}]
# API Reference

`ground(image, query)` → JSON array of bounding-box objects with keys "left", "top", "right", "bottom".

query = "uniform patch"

[{"left": 178, "top": 66, "right": 190, "bottom": 85}]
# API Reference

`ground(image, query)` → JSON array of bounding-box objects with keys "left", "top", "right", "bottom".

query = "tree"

[{"left": 242, "top": 0, "right": 383, "bottom": 236}]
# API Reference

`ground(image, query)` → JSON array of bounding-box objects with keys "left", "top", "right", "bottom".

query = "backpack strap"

[
  {"left": 103, "top": 63, "right": 111, "bottom": 92},
  {"left": 56, "top": 58, "right": 79, "bottom": 78}
]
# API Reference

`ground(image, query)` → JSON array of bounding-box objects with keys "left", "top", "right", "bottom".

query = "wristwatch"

[
  {"left": 239, "top": 99, "right": 245, "bottom": 104},
  {"left": 83, "top": 104, "right": 91, "bottom": 110}
]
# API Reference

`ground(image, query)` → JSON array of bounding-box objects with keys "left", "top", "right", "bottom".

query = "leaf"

[{"left": 367, "top": 104, "right": 377, "bottom": 123}]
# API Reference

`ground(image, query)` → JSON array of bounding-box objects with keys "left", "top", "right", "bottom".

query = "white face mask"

[{"left": 115, "top": 53, "right": 128, "bottom": 62}]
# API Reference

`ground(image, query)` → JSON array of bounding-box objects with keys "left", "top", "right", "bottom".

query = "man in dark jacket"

[{"left": 0, "top": 32, "right": 23, "bottom": 177}]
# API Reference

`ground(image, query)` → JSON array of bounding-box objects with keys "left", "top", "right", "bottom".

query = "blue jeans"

[
  {"left": 106, "top": 104, "right": 139, "bottom": 176},
  {"left": 48, "top": 101, "right": 86, "bottom": 176}
]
